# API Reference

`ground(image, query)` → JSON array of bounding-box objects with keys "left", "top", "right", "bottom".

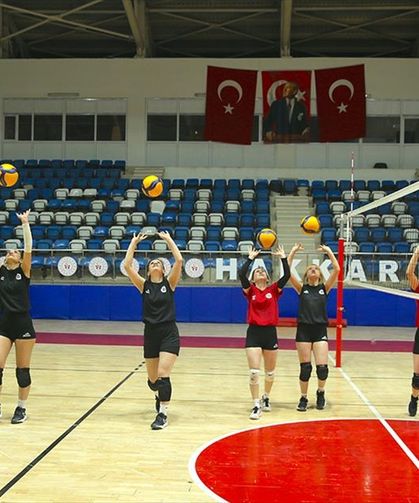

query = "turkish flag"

[
  {"left": 204, "top": 66, "right": 257, "bottom": 145},
  {"left": 262, "top": 70, "right": 311, "bottom": 117},
  {"left": 315, "top": 64, "right": 366, "bottom": 142}
]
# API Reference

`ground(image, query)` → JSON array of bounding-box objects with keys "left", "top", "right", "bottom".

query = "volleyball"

[
  {"left": 300, "top": 215, "right": 321, "bottom": 234},
  {"left": 257, "top": 228, "right": 277, "bottom": 249},
  {"left": 142, "top": 175, "right": 163, "bottom": 198},
  {"left": 0, "top": 163, "right": 19, "bottom": 188}
]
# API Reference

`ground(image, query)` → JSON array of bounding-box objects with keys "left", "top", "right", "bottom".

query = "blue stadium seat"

[
  {"left": 367, "top": 180, "right": 381, "bottom": 191},
  {"left": 225, "top": 214, "right": 239, "bottom": 227},
  {"left": 205, "top": 241, "right": 221, "bottom": 251},
  {"left": 240, "top": 214, "right": 254, "bottom": 227},
  {"left": 174, "top": 227, "right": 189, "bottom": 241},
  {"left": 325, "top": 180, "right": 338, "bottom": 191},
  {"left": 53, "top": 239, "right": 70, "bottom": 250},
  {"left": 177, "top": 213, "right": 191, "bottom": 226},
  {"left": 321, "top": 228, "right": 337, "bottom": 242},
  {"left": 239, "top": 227, "right": 254, "bottom": 241},
  {"left": 207, "top": 227, "right": 221, "bottom": 241},
  {"left": 283, "top": 179, "right": 297, "bottom": 194},
  {"left": 339, "top": 180, "right": 351, "bottom": 191},
  {"left": 255, "top": 214, "right": 269, "bottom": 227},
  {"left": 370, "top": 228, "right": 386, "bottom": 242},
  {"left": 241, "top": 179, "right": 254, "bottom": 190},
  {"left": 318, "top": 214, "right": 333, "bottom": 228},
  {"left": 186, "top": 178, "right": 199, "bottom": 189},
  {"left": 359, "top": 242, "right": 375, "bottom": 253},
  {"left": 387, "top": 227, "right": 404, "bottom": 243},
  {"left": 393, "top": 242, "right": 410, "bottom": 253},
  {"left": 353, "top": 180, "right": 366, "bottom": 191},
  {"left": 46, "top": 225, "right": 62, "bottom": 240},
  {"left": 312, "top": 180, "right": 325, "bottom": 190},
  {"left": 376, "top": 242, "right": 393, "bottom": 253},
  {"left": 0, "top": 226, "right": 14, "bottom": 240},
  {"left": 221, "top": 239, "right": 238, "bottom": 251},
  {"left": 316, "top": 202, "right": 330, "bottom": 215},
  {"left": 354, "top": 228, "right": 370, "bottom": 242},
  {"left": 87, "top": 239, "right": 102, "bottom": 250},
  {"left": 62, "top": 226, "right": 78, "bottom": 240},
  {"left": 93, "top": 226, "right": 109, "bottom": 239}
]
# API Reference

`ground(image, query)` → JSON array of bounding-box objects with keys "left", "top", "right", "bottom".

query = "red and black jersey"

[{"left": 244, "top": 283, "right": 282, "bottom": 326}]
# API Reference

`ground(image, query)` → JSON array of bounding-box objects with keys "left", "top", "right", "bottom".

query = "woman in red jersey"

[
  {"left": 239, "top": 245, "right": 290, "bottom": 419},
  {"left": 406, "top": 245, "right": 419, "bottom": 417}
]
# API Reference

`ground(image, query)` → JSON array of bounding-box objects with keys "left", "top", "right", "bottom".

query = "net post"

[{"left": 336, "top": 237, "right": 345, "bottom": 367}]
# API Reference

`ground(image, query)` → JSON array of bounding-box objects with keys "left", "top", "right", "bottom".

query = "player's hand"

[
  {"left": 271, "top": 244, "right": 286, "bottom": 258},
  {"left": 248, "top": 247, "right": 260, "bottom": 260},
  {"left": 16, "top": 210, "right": 31, "bottom": 224}
]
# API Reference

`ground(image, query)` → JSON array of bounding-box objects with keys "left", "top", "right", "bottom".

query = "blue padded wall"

[{"left": 29, "top": 285, "right": 416, "bottom": 327}]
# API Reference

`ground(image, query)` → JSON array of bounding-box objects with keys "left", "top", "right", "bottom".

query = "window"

[
  {"left": 34, "top": 114, "right": 62, "bottom": 141},
  {"left": 179, "top": 115, "right": 205, "bottom": 141},
  {"left": 404, "top": 118, "right": 419, "bottom": 143},
  {"left": 97, "top": 115, "right": 126, "bottom": 141},
  {"left": 18, "top": 115, "right": 32, "bottom": 141},
  {"left": 4, "top": 115, "right": 16, "bottom": 140},
  {"left": 66, "top": 114, "right": 95, "bottom": 141},
  {"left": 364, "top": 117, "right": 400, "bottom": 143},
  {"left": 147, "top": 114, "right": 177, "bottom": 141}
]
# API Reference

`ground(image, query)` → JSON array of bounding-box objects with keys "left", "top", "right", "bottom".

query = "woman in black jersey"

[
  {"left": 124, "top": 230, "right": 183, "bottom": 430},
  {"left": 0, "top": 210, "right": 35, "bottom": 424},
  {"left": 238, "top": 245, "right": 290, "bottom": 420},
  {"left": 406, "top": 245, "right": 419, "bottom": 417},
  {"left": 287, "top": 243, "right": 340, "bottom": 412}
]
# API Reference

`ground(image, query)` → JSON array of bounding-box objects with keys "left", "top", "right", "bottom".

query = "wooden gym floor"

[{"left": 0, "top": 321, "right": 417, "bottom": 502}]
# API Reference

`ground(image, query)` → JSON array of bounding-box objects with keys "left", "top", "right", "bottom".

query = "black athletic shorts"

[
  {"left": 0, "top": 312, "right": 36, "bottom": 342},
  {"left": 296, "top": 323, "right": 328, "bottom": 344},
  {"left": 143, "top": 321, "right": 180, "bottom": 358},
  {"left": 245, "top": 325, "right": 278, "bottom": 350},
  {"left": 414, "top": 328, "right": 419, "bottom": 355}
]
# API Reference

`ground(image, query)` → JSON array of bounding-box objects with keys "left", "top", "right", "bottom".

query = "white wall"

[{"left": 2, "top": 57, "right": 419, "bottom": 174}]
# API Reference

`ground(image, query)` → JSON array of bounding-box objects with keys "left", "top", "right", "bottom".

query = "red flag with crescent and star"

[
  {"left": 261, "top": 70, "right": 311, "bottom": 118},
  {"left": 204, "top": 66, "right": 257, "bottom": 145},
  {"left": 315, "top": 64, "right": 366, "bottom": 142}
]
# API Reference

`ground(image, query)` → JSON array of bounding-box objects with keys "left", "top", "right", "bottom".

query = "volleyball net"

[{"left": 334, "top": 179, "right": 419, "bottom": 366}]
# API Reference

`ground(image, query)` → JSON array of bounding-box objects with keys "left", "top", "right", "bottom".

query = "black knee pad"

[
  {"left": 16, "top": 368, "right": 31, "bottom": 388},
  {"left": 147, "top": 378, "right": 158, "bottom": 392},
  {"left": 299, "top": 362, "right": 312, "bottom": 382},
  {"left": 0, "top": 368, "right": 3, "bottom": 386},
  {"left": 316, "top": 364, "right": 329, "bottom": 381},
  {"left": 156, "top": 377, "right": 172, "bottom": 402},
  {"left": 412, "top": 373, "right": 419, "bottom": 390}
]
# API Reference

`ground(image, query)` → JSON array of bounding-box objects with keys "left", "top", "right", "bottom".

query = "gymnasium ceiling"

[{"left": 1, "top": 0, "right": 419, "bottom": 59}]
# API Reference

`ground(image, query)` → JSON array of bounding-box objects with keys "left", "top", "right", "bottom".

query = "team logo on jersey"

[
  {"left": 16, "top": 273, "right": 22, "bottom": 280},
  {"left": 161, "top": 286, "right": 167, "bottom": 293},
  {"left": 319, "top": 289, "right": 325, "bottom": 295},
  {"left": 252, "top": 295, "right": 256, "bottom": 301},
  {"left": 303, "top": 289, "right": 309, "bottom": 294},
  {"left": 265, "top": 293, "right": 272, "bottom": 299},
  {"left": 145, "top": 289, "right": 150, "bottom": 294}
]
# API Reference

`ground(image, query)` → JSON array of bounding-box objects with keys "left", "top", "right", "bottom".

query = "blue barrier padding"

[{"left": 29, "top": 285, "right": 417, "bottom": 327}]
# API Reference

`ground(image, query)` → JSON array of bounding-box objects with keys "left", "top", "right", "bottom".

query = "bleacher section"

[{"left": 0, "top": 161, "right": 417, "bottom": 280}]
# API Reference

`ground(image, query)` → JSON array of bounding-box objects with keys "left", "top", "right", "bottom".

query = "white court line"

[{"left": 329, "top": 354, "right": 419, "bottom": 470}]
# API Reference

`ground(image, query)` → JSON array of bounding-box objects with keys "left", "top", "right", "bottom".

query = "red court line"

[{"left": 36, "top": 332, "right": 413, "bottom": 352}]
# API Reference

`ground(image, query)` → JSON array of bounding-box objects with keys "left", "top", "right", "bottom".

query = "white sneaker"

[
  {"left": 249, "top": 405, "right": 262, "bottom": 420},
  {"left": 261, "top": 395, "right": 271, "bottom": 412}
]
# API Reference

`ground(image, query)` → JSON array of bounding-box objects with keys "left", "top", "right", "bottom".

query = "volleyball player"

[
  {"left": 287, "top": 243, "right": 340, "bottom": 412},
  {"left": 0, "top": 210, "right": 35, "bottom": 424},
  {"left": 124, "top": 230, "right": 183, "bottom": 430},
  {"left": 239, "top": 245, "right": 290, "bottom": 419},
  {"left": 406, "top": 245, "right": 419, "bottom": 417}
]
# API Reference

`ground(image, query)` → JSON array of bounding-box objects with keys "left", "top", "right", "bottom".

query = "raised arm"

[
  {"left": 239, "top": 247, "right": 260, "bottom": 294},
  {"left": 17, "top": 210, "right": 32, "bottom": 278},
  {"left": 321, "top": 244, "right": 341, "bottom": 294},
  {"left": 271, "top": 244, "right": 290, "bottom": 290},
  {"left": 287, "top": 243, "right": 304, "bottom": 294},
  {"left": 158, "top": 231, "right": 183, "bottom": 291},
  {"left": 407, "top": 246, "right": 419, "bottom": 291},
  {"left": 124, "top": 232, "right": 148, "bottom": 293}
]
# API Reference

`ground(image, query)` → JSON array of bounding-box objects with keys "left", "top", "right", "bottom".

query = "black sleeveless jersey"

[
  {"left": 0, "top": 265, "right": 31, "bottom": 313},
  {"left": 297, "top": 283, "right": 328, "bottom": 325},
  {"left": 142, "top": 277, "right": 176, "bottom": 324}
]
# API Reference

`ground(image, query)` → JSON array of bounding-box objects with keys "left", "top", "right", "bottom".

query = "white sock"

[
  {"left": 18, "top": 400, "right": 26, "bottom": 409},
  {"left": 253, "top": 399, "right": 260, "bottom": 408},
  {"left": 159, "top": 403, "right": 168, "bottom": 416}
]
